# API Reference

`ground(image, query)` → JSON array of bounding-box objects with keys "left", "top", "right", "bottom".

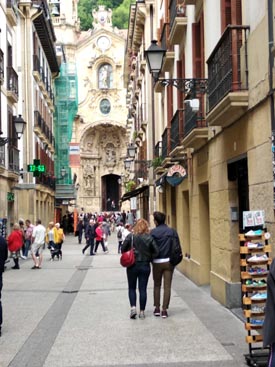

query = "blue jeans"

[
  {"left": 126, "top": 262, "right": 151, "bottom": 311},
  {"left": 23, "top": 239, "right": 31, "bottom": 257}
]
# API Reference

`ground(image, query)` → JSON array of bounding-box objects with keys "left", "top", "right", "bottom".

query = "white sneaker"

[
  {"left": 21, "top": 255, "right": 27, "bottom": 260},
  {"left": 247, "top": 254, "right": 268, "bottom": 262}
]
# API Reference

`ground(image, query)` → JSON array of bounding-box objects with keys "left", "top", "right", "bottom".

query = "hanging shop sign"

[{"left": 166, "top": 164, "right": 187, "bottom": 187}]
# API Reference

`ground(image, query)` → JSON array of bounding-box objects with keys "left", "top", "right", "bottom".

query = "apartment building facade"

[
  {"left": 125, "top": 0, "right": 275, "bottom": 307},
  {"left": 0, "top": 0, "right": 59, "bottom": 230}
]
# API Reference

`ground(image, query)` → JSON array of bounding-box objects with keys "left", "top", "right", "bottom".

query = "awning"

[{"left": 120, "top": 185, "right": 149, "bottom": 202}]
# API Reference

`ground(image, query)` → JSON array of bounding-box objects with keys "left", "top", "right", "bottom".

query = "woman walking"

[
  {"left": 7, "top": 223, "right": 24, "bottom": 269},
  {"left": 121, "top": 218, "right": 159, "bottom": 319},
  {"left": 54, "top": 223, "right": 65, "bottom": 260}
]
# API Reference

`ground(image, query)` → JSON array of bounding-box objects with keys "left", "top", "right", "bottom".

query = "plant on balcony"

[
  {"left": 151, "top": 156, "right": 163, "bottom": 169},
  {"left": 125, "top": 180, "right": 136, "bottom": 192},
  {"left": 132, "top": 130, "right": 138, "bottom": 140}
]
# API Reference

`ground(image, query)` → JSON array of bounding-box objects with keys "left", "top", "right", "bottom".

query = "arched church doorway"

[{"left": 102, "top": 174, "right": 121, "bottom": 211}]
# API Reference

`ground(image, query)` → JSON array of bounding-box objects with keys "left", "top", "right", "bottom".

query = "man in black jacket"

[
  {"left": 82, "top": 219, "right": 96, "bottom": 255},
  {"left": 150, "top": 211, "right": 180, "bottom": 318},
  {"left": 0, "top": 235, "right": 8, "bottom": 337}
]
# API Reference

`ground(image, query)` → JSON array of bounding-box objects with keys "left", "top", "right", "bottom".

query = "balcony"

[
  {"left": 0, "top": 146, "right": 5, "bottom": 170},
  {"left": 6, "top": 0, "right": 17, "bottom": 26},
  {"left": 169, "top": 0, "right": 187, "bottom": 45},
  {"left": 8, "top": 146, "right": 19, "bottom": 174},
  {"left": 170, "top": 110, "right": 184, "bottom": 153},
  {"left": 160, "top": 23, "right": 174, "bottom": 72},
  {"left": 207, "top": 25, "right": 250, "bottom": 128},
  {"left": 34, "top": 111, "right": 54, "bottom": 149},
  {"left": 33, "top": 55, "right": 42, "bottom": 83},
  {"left": 7, "top": 66, "right": 18, "bottom": 103},
  {"left": 0, "top": 49, "right": 4, "bottom": 84},
  {"left": 182, "top": 102, "right": 208, "bottom": 150},
  {"left": 36, "top": 173, "right": 55, "bottom": 190}
]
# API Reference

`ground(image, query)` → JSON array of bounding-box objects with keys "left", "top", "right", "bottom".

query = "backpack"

[
  {"left": 117, "top": 228, "right": 122, "bottom": 239},
  {"left": 169, "top": 231, "right": 183, "bottom": 266}
]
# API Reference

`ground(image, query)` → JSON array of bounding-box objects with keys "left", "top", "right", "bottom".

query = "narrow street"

[{"left": 1, "top": 232, "right": 248, "bottom": 367}]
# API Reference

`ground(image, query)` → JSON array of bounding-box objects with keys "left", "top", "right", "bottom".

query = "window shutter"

[{"left": 221, "top": 0, "right": 232, "bottom": 32}]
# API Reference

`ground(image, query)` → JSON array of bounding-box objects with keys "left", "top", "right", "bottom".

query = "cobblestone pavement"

[{"left": 0, "top": 233, "right": 250, "bottom": 367}]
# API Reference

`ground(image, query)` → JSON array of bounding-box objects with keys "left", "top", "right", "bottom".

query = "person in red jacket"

[
  {"left": 94, "top": 222, "right": 108, "bottom": 254},
  {"left": 7, "top": 223, "right": 23, "bottom": 269}
]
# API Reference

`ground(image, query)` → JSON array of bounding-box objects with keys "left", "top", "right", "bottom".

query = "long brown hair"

[{"left": 132, "top": 218, "right": 150, "bottom": 235}]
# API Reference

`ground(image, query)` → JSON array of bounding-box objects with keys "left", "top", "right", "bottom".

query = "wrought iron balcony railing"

[
  {"left": 184, "top": 102, "right": 206, "bottom": 137},
  {"left": 169, "top": 0, "right": 186, "bottom": 31},
  {"left": 8, "top": 146, "right": 19, "bottom": 172},
  {"left": 207, "top": 25, "right": 249, "bottom": 111},
  {"left": 7, "top": 66, "right": 18, "bottom": 96},
  {"left": 171, "top": 110, "right": 183, "bottom": 151},
  {"left": 161, "top": 128, "right": 168, "bottom": 159}
]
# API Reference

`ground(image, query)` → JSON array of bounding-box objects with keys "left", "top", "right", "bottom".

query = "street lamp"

[
  {"left": 145, "top": 40, "right": 208, "bottom": 97},
  {"left": 60, "top": 167, "right": 67, "bottom": 177},
  {"left": 0, "top": 115, "right": 26, "bottom": 146},
  {"left": 127, "top": 142, "right": 136, "bottom": 158}
]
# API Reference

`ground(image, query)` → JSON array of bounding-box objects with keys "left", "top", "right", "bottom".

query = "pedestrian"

[
  {"left": 7, "top": 223, "right": 24, "bottom": 269},
  {"left": 263, "top": 257, "right": 275, "bottom": 366},
  {"left": 45, "top": 222, "right": 59, "bottom": 261},
  {"left": 76, "top": 219, "right": 85, "bottom": 244},
  {"left": 116, "top": 222, "right": 124, "bottom": 254},
  {"left": 94, "top": 222, "right": 107, "bottom": 253},
  {"left": 31, "top": 219, "right": 46, "bottom": 269},
  {"left": 19, "top": 219, "right": 26, "bottom": 259},
  {"left": 24, "top": 219, "right": 34, "bottom": 259},
  {"left": 126, "top": 211, "right": 135, "bottom": 226},
  {"left": 121, "top": 218, "right": 159, "bottom": 319},
  {"left": 102, "top": 220, "right": 111, "bottom": 252},
  {"left": 54, "top": 223, "right": 65, "bottom": 260},
  {"left": 0, "top": 235, "right": 8, "bottom": 337},
  {"left": 82, "top": 219, "right": 96, "bottom": 255},
  {"left": 150, "top": 211, "right": 181, "bottom": 318}
]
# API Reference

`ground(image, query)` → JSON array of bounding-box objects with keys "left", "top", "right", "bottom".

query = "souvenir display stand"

[{"left": 239, "top": 229, "right": 270, "bottom": 367}]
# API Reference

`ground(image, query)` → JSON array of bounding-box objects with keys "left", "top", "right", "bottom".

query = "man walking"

[
  {"left": 24, "top": 219, "right": 34, "bottom": 259},
  {"left": 83, "top": 219, "right": 96, "bottom": 255},
  {"left": 0, "top": 235, "right": 8, "bottom": 336},
  {"left": 31, "top": 219, "right": 46, "bottom": 269},
  {"left": 150, "top": 211, "right": 180, "bottom": 318}
]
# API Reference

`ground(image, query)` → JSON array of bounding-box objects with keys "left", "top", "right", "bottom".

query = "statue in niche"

[
  {"left": 83, "top": 164, "right": 95, "bottom": 193},
  {"left": 104, "top": 143, "right": 116, "bottom": 166}
]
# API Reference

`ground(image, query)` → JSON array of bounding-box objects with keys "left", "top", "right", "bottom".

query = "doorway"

[
  {"left": 101, "top": 174, "right": 120, "bottom": 211},
  {"left": 228, "top": 157, "right": 249, "bottom": 230}
]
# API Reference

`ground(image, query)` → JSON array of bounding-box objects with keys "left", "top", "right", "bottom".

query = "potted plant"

[
  {"left": 125, "top": 180, "right": 136, "bottom": 192},
  {"left": 151, "top": 156, "right": 163, "bottom": 169}
]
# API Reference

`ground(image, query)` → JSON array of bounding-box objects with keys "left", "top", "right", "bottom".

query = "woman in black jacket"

[{"left": 121, "top": 218, "right": 159, "bottom": 319}]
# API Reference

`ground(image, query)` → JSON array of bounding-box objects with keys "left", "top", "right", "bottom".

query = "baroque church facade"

[{"left": 53, "top": 3, "right": 129, "bottom": 213}]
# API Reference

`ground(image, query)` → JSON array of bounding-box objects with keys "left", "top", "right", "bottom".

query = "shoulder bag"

[{"left": 120, "top": 234, "right": 135, "bottom": 267}]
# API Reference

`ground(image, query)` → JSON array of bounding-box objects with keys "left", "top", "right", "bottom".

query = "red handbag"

[{"left": 120, "top": 235, "right": 135, "bottom": 267}]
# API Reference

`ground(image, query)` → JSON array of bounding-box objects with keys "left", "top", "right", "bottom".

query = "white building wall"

[
  {"left": 243, "top": 0, "right": 266, "bottom": 33},
  {"left": 204, "top": 0, "right": 221, "bottom": 64}
]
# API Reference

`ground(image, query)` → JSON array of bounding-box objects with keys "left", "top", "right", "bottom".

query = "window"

[{"left": 98, "top": 63, "right": 113, "bottom": 89}]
